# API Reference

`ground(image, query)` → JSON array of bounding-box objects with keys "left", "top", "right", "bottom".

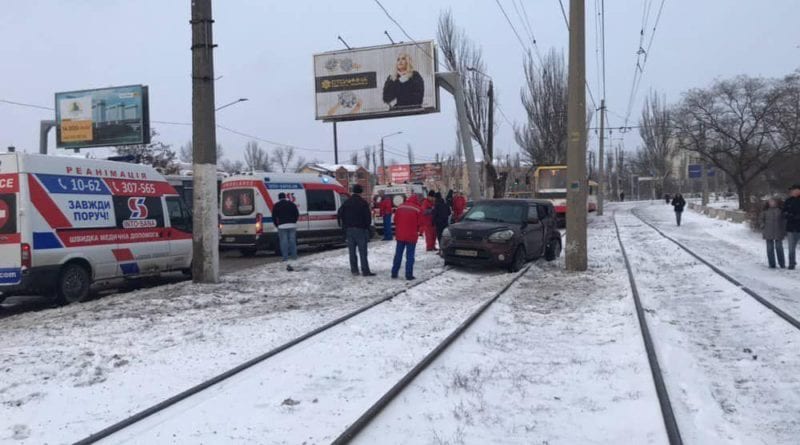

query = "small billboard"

[
  {"left": 380, "top": 162, "right": 443, "bottom": 184},
  {"left": 688, "top": 164, "right": 715, "bottom": 178},
  {"left": 55, "top": 85, "right": 150, "bottom": 149},
  {"left": 313, "top": 41, "right": 439, "bottom": 122}
]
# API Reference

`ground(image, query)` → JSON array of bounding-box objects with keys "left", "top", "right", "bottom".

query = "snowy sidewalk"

[
  {"left": 0, "top": 241, "right": 444, "bottom": 444},
  {"left": 615, "top": 205, "right": 800, "bottom": 443}
]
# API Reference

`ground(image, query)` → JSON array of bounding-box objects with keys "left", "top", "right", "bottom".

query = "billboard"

[
  {"left": 688, "top": 164, "right": 716, "bottom": 178},
  {"left": 313, "top": 41, "right": 439, "bottom": 121},
  {"left": 55, "top": 85, "right": 150, "bottom": 149},
  {"left": 380, "top": 162, "right": 443, "bottom": 184}
]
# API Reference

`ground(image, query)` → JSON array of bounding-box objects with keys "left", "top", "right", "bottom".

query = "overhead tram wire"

[
  {"left": 507, "top": 0, "right": 545, "bottom": 66},
  {"left": 371, "top": 0, "right": 441, "bottom": 70},
  {"left": 623, "top": 0, "right": 668, "bottom": 128},
  {"left": 495, "top": 0, "right": 533, "bottom": 57},
  {"left": 0, "top": 99, "right": 53, "bottom": 111}
]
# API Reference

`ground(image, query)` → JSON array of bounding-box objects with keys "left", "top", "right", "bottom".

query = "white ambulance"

[
  {"left": 219, "top": 172, "right": 349, "bottom": 255},
  {"left": 0, "top": 153, "right": 193, "bottom": 304}
]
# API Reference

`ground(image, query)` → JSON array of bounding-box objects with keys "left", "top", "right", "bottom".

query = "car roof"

[{"left": 474, "top": 198, "right": 553, "bottom": 206}]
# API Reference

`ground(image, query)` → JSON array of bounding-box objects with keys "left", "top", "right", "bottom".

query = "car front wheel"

[
  {"left": 545, "top": 238, "right": 562, "bottom": 261},
  {"left": 508, "top": 245, "right": 526, "bottom": 273}
]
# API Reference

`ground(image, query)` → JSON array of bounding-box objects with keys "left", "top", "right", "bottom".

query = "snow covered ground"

[
  {"left": 0, "top": 241, "right": 445, "bottom": 444},
  {"left": 615, "top": 203, "right": 800, "bottom": 443},
  {"left": 634, "top": 202, "right": 800, "bottom": 321},
  {"left": 352, "top": 216, "right": 667, "bottom": 444}
]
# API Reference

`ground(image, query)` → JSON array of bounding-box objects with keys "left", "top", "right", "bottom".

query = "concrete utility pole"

[
  {"left": 565, "top": 0, "right": 588, "bottom": 271},
  {"left": 191, "top": 0, "right": 219, "bottom": 283},
  {"left": 380, "top": 131, "right": 402, "bottom": 184},
  {"left": 487, "top": 79, "right": 494, "bottom": 198},
  {"left": 597, "top": 99, "right": 605, "bottom": 215},
  {"left": 333, "top": 122, "right": 339, "bottom": 164}
]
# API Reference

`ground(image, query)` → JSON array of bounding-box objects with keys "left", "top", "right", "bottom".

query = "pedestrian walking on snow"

[
  {"left": 421, "top": 191, "right": 437, "bottom": 251},
  {"left": 392, "top": 194, "right": 423, "bottom": 280},
  {"left": 619, "top": 191, "right": 625, "bottom": 202},
  {"left": 761, "top": 198, "right": 787, "bottom": 269},
  {"left": 272, "top": 192, "right": 299, "bottom": 271},
  {"left": 433, "top": 192, "right": 451, "bottom": 254},
  {"left": 338, "top": 184, "right": 375, "bottom": 276},
  {"left": 671, "top": 193, "right": 686, "bottom": 226},
  {"left": 783, "top": 184, "right": 800, "bottom": 270},
  {"left": 378, "top": 190, "right": 394, "bottom": 240}
]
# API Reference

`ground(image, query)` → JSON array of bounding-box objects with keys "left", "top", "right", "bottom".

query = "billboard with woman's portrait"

[{"left": 313, "top": 41, "right": 439, "bottom": 121}]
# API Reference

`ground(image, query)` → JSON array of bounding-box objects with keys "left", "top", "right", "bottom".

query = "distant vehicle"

[
  {"left": 0, "top": 153, "right": 193, "bottom": 304},
  {"left": 164, "top": 174, "right": 225, "bottom": 211},
  {"left": 441, "top": 199, "right": 562, "bottom": 272},
  {"left": 370, "top": 183, "right": 426, "bottom": 234},
  {"left": 533, "top": 165, "right": 597, "bottom": 227},
  {"left": 218, "top": 172, "right": 349, "bottom": 256}
]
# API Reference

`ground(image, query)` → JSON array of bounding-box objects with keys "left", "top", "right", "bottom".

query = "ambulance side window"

[
  {"left": 307, "top": 190, "right": 336, "bottom": 212},
  {"left": 0, "top": 194, "right": 16, "bottom": 234},
  {"left": 113, "top": 196, "right": 165, "bottom": 229},
  {"left": 166, "top": 197, "right": 192, "bottom": 232}
]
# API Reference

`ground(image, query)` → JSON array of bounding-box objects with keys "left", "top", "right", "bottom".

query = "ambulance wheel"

[
  {"left": 240, "top": 248, "right": 257, "bottom": 257},
  {"left": 57, "top": 263, "right": 91, "bottom": 304}
]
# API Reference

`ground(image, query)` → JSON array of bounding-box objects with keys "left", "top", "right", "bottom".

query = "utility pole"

[
  {"left": 565, "top": 0, "right": 588, "bottom": 271},
  {"left": 333, "top": 122, "right": 339, "bottom": 164},
  {"left": 380, "top": 138, "right": 385, "bottom": 184},
  {"left": 487, "top": 79, "right": 494, "bottom": 198},
  {"left": 597, "top": 99, "right": 605, "bottom": 215},
  {"left": 191, "top": 0, "right": 219, "bottom": 283}
]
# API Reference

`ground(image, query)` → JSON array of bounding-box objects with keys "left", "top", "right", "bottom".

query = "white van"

[
  {"left": 219, "top": 172, "right": 349, "bottom": 255},
  {"left": 0, "top": 153, "right": 193, "bottom": 304}
]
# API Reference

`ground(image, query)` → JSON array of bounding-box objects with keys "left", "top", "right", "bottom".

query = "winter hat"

[
  {"left": 427, "top": 190, "right": 436, "bottom": 197},
  {"left": 352, "top": 184, "right": 364, "bottom": 194},
  {"left": 789, "top": 184, "right": 800, "bottom": 191},
  {"left": 278, "top": 192, "right": 286, "bottom": 200}
]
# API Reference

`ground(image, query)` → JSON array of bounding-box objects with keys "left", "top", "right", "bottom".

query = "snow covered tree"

[{"left": 115, "top": 129, "right": 178, "bottom": 173}]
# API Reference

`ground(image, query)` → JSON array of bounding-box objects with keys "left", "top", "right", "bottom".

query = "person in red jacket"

[
  {"left": 421, "top": 191, "right": 437, "bottom": 251},
  {"left": 392, "top": 194, "right": 423, "bottom": 280},
  {"left": 378, "top": 190, "right": 394, "bottom": 240},
  {"left": 452, "top": 191, "right": 467, "bottom": 222}
]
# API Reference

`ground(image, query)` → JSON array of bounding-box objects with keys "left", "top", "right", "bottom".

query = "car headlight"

[
  {"left": 442, "top": 228, "right": 451, "bottom": 239},
  {"left": 488, "top": 229, "right": 515, "bottom": 243}
]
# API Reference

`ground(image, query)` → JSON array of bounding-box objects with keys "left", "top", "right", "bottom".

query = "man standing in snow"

[
  {"left": 272, "top": 192, "right": 299, "bottom": 271},
  {"left": 671, "top": 193, "right": 686, "bottom": 226},
  {"left": 392, "top": 194, "right": 423, "bottom": 280},
  {"left": 338, "top": 184, "right": 375, "bottom": 276},
  {"left": 378, "top": 190, "right": 394, "bottom": 241},
  {"left": 784, "top": 184, "right": 800, "bottom": 270}
]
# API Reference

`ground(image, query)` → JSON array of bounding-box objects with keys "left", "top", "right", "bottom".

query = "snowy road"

[{"left": 615, "top": 204, "right": 800, "bottom": 444}]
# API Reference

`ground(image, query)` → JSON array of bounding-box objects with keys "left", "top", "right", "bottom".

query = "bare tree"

[
  {"left": 348, "top": 152, "right": 359, "bottom": 166},
  {"left": 179, "top": 141, "right": 193, "bottom": 163},
  {"left": 515, "top": 50, "right": 569, "bottom": 166},
  {"left": 216, "top": 143, "right": 224, "bottom": 162},
  {"left": 638, "top": 91, "right": 675, "bottom": 197},
  {"left": 115, "top": 129, "right": 178, "bottom": 173},
  {"left": 292, "top": 155, "right": 307, "bottom": 173},
  {"left": 219, "top": 159, "right": 244, "bottom": 174},
  {"left": 672, "top": 74, "right": 800, "bottom": 209},
  {"left": 243, "top": 141, "right": 271, "bottom": 171},
  {"left": 273, "top": 146, "right": 296, "bottom": 173},
  {"left": 438, "top": 10, "right": 505, "bottom": 197},
  {"left": 407, "top": 144, "right": 415, "bottom": 164},
  {"left": 363, "top": 146, "right": 372, "bottom": 170}
]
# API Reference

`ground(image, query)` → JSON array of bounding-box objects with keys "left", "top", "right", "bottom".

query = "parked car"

[{"left": 441, "top": 199, "right": 562, "bottom": 272}]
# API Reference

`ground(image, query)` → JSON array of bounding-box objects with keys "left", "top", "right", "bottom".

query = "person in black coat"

[
  {"left": 272, "top": 193, "right": 300, "bottom": 270},
  {"left": 338, "top": 184, "right": 374, "bottom": 276},
  {"left": 432, "top": 192, "right": 451, "bottom": 252},
  {"left": 382, "top": 52, "right": 425, "bottom": 110},
  {"left": 671, "top": 193, "right": 686, "bottom": 226},
  {"left": 784, "top": 184, "right": 800, "bottom": 269}
]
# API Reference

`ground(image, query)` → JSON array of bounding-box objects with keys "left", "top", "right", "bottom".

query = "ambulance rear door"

[{"left": 0, "top": 155, "right": 21, "bottom": 287}]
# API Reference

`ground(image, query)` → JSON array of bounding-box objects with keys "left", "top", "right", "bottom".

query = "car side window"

[
  {"left": 166, "top": 197, "right": 192, "bottom": 232},
  {"left": 537, "top": 204, "right": 548, "bottom": 220},
  {"left": 528, "top": 205, "right": 539, "bottom": 221}
]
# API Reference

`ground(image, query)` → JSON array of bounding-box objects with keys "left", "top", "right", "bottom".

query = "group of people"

[
  {"left": 761, "top": 184, "right": 800, "bottom": 270},
  {"left": 666, "top": 185, "right": 800, "bottom": 270}
]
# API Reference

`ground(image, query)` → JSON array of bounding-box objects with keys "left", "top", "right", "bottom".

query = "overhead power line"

[
  {"left": 623, "top": 0, "right": 668, "bottom": 127},
  {"left": 0, "top": 99, "right": 53, "bottom": 111},
  {"left": 495, "top": 0, "right": 529, "bottom": 53},
  {"left": 371, "top": 0, "right": 440, "bottom": 69}
]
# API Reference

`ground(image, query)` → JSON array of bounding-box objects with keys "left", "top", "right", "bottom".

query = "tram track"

[{"left": 74, "top": 267, "right": 450, "bottom": 444}]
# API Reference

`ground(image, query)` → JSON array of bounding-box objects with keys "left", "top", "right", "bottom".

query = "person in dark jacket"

[
  {"left": 338, "top": 184, "right": 375, "bottom": 276},
  {"left": 784, "top": 184, "right": 800, "bottom": 270},
  {"left": 671, "top": 193, "right": 686, "bottom": 226},
  {"left": 761, "top": 198, "right": 787, "bottom": 269},
  {"left": 433, "top": 192, "right": 451, "bottom": 254},
  {"left": 382, "top": 52, "right": 425, "bottom": 110},
  {"left": 272, "top": 193, "right": 300, "bottom": 271},
  {"left": 445, "top": 189, "right": 454, "bottom": 209}
]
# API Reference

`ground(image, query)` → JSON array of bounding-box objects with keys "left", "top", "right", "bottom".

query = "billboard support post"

[
  {"left": 39, "top": 120, "right": 56, "bottom": 155},
  {"left": 437, "top": 72, "right": 481, "bottom": 202},
  {"left": 333, "top": 122, "right": 339, "bottom": 164},
  {"left": 191, "top": 0, "right": 219, "bottom": 284}
]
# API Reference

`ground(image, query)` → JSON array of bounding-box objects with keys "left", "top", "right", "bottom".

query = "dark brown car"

[{"left": 441, "top": 199, "right": 562, "bottom": 272}]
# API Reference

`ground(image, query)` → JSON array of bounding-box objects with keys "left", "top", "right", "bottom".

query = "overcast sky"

[{"left": 1, "top": 0, "right": 798, "bottom": 165}]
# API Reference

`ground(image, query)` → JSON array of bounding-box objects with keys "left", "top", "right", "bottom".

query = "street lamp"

[
  {"left": 380, "top": 131, "right": 403, "bottom": 184},
  {"left": 215, "top": 97, "right": 248, "bottom": 112}
]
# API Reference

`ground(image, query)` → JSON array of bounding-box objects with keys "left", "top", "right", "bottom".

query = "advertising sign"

[
  {"left": 688, "top": 164, "right": 715, "bottom": 178},
  {"left": 55, "top": 85, "right": 150, "bottom": 149},
  {"left": 380, "top": 162, "right": 443, "bottom": 184},
  {"left": 313, "top": 41, "right": 438, "bottom": 121}
]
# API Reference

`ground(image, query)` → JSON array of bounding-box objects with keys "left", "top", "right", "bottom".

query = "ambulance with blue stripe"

[
  {"left": 0, "top": 153, "right": 193, "bottom": 304},
  {"left": 219, "top": 172, "right": 349, "bottom": 256}
]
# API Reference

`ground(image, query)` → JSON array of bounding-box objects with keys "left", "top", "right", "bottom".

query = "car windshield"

[{"left": 463, "top": 202, "right": 525, "bottom": 224}]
